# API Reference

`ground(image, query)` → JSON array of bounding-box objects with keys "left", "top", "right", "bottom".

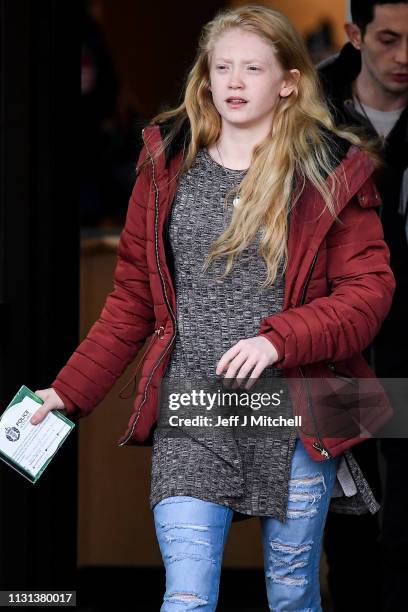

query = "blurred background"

[{"left": 1, "top": 1, "right": 350, "bottom": 610}]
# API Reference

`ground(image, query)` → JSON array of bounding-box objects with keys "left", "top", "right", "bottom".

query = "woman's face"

[{"left": 209, "top": 28, "right": 297, "bottom": 132}]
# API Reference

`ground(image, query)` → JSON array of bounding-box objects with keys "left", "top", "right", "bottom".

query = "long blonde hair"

[{"left": 146, "top": 4, "right": 375, "bottom": 287}]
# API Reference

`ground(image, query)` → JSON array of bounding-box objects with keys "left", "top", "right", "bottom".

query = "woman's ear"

[{"left": 280, "top": 69, "right": 300, "bottom": 98}]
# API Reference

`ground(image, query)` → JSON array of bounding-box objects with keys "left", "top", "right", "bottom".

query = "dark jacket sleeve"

[
  {"left": 52, "top": 146, "right": 156, "bottom": 416},
  {"left": 258, "top": 195, "right": 396, "bottom": 368}
]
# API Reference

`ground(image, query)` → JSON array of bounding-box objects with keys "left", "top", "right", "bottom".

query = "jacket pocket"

[{"left": 326, "top": 361, "right": 359, "bottom": 387}]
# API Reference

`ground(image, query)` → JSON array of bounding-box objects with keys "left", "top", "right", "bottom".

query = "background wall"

[
  {"left": 88, "top": 0, "right": 227, "bottom": 119},
  {"left": 232, "top": 0, "right": 347, "bottom": 48},
  {"left": 89, "top": 0, "right": 347, "bottom": 121}
]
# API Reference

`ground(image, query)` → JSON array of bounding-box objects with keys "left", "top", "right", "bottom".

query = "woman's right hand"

[{"left": 30, "top": 388, "right": 66, "bottom": 425}]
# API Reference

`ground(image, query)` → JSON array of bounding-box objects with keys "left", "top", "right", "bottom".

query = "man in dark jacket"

[{"left": 318, "top": 2, "right": 408, "bottom": 611}]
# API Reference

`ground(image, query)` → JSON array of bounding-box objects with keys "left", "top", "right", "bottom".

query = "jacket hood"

[
  {"left": 143, "top": 118, "right": 354, "bottom": 176},
  {"left": 142, "top": 113, "right": 378, "bottom": 217}
]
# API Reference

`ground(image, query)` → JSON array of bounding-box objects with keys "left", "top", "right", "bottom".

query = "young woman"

[{"left": 31, "top": 5, "right": 394, "bottom": 611}]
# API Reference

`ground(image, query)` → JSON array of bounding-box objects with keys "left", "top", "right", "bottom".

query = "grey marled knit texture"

[
  {"left": 149, "top": 147, "right": 380, "bottom": 520},
  {"left": 150, "top": 147, "right": 297, "bottom": 521}
]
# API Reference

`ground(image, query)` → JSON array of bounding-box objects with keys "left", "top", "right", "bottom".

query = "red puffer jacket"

[{"left": 52, "top": 123, "right": 395, "bottom": 461}]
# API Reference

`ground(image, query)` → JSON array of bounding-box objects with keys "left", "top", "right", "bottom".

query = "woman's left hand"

[{"left": 216, "top": 336, "right": 279, "bottom": 390}]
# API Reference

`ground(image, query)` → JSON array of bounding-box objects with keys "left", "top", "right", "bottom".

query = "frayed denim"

[{"left": 153, "top": 438, "right": 339, "bottom": 611}]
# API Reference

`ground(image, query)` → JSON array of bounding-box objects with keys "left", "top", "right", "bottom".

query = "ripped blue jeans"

[{"left": 153, "top": 438, "right": 339, "bottom": 611}]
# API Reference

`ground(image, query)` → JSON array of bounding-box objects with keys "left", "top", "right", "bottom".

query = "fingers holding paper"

[{"left": 30, "top": 388, "right": 66, "bottom": 425}]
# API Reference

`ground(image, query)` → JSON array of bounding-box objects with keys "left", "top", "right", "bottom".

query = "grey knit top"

[{"left": 149, "top": 146, "right": 380, "bottom": 521}]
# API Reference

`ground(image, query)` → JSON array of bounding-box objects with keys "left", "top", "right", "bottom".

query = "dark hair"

[{"left": 351, "top": 0, "right": 408, "bottom": 34}]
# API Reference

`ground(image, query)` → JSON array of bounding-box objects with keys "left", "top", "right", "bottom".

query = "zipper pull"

[
  {"left": 155, "top": 325, "right": 165, "bottom": 339},
  {"left": 312, "top": 441, "right": 331, "bottom": 459}
]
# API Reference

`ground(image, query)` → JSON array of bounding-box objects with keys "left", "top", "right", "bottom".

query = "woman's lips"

[{"left": 226, "top": 98, "right": 248, "bottom": 108}]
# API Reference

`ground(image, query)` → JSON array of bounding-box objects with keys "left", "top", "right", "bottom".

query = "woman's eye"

[
  {"left": 216, "top": 65, "right": 227, "bottom": 70},
  {"left": 248, "top": 66, "right": 261, "bottom": 71}
]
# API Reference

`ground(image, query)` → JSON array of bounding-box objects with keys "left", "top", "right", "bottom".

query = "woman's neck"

[{"left": 208, "top": 122, "right": 271, "bottom": 170}]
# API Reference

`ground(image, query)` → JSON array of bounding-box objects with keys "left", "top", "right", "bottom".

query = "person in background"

[{"left": 318, "top": 2, "right": 408, "bottom": 610}]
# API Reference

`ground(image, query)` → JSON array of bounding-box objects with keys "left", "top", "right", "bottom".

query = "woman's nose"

[{"left": 228, "top": 69, "right": 244, "bottom": 88}]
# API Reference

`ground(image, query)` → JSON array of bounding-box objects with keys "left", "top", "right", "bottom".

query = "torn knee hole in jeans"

[
  {"left": 287, "top": 506, "right": 318, "bottom": 519},
  {"left": 266, "top": 571, "right": 308, "bottom": 587},
  {"left": 159, "top": 522, "right": 210, "bottom": 533},
  {"left": 165, "top": 551, "right": 217, "bottom": 565},
  {"left": 287, "top": 474, "right": 326, "bottom": 519},
  {"left": 161, "top": 525, "right": 215, "bottom": 564},
  {"left": 290, "top": 474, "right": 326, "bottom": 491},
  {"left": 166, "top": 592, "right": 209, "bottom": 605},
  {"left": 266, "top": 540, "right": 312, "bottom": 587},
  {"left": 289, "top": 491, "right": 322, "bottom": 503},
  {"left": 164, "top": 535, "right": 211, "bottom": 547}
]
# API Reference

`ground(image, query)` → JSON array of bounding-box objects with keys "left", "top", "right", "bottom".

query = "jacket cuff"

[
  {"left": 258, "top": 329, "right": 285, "bottom": 366},
  {"left": 52, "top": 383, "right": 79, "bottom": 417}
]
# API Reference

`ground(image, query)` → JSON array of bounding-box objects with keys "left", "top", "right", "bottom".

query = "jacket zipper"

[
  {"left": 297, "top": 249, "right": 332, "bottom": 459},
  {"left": 118, "top": 128, "right": 178, "bottom": 446},
  {"left": 299, "top": 366, "right": 331, "bottom": 459},
  {"left": 299, "top": 251, "right": 318, "bottom": 306},
  {"left": 118, "top": 325, "right": 165, "bottom": 400}
]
